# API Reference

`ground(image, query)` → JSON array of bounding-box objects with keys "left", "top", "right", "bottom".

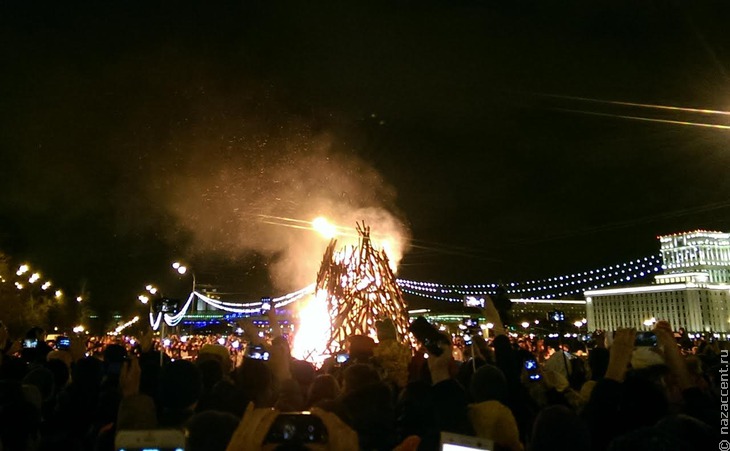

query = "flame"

[
  {"left": 312, "top": 217, "right": 337, "bottom": 239},
  {"left": 291, "top": 289, "right": 332, "bottom": 366},
  {"left": 291, "top": 224, "right": 407, "bottom": 366}
]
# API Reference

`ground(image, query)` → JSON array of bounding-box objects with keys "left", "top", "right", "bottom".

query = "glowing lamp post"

[{"left": 172, "top": 262, "right": 195, "bottom": 292}]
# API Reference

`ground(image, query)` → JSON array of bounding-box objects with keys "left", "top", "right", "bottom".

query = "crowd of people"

[{"left": 0, "top": 301, "right": 723, "bottom": 450}]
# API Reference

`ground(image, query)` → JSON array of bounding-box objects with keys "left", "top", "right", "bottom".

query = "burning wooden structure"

[{"left": 316, "top": 222, "right": 410, "bottom": 353}]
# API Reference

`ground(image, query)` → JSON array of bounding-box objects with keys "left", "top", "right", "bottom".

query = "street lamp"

[{"left": 172, "top": 262, "right": 196, "bottom": 292}]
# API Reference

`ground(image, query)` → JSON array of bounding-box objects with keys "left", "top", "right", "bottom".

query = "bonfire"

[{"left": 315, "top": 222, "right": 411, "bottom": 354}]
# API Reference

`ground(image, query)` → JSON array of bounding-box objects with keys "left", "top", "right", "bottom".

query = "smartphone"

[
  {"left": 463, "top": 296, "right": 485, "bottom": 309},
  {"left": 23, "top": 338, "right": 38, "bottom": 349},
  {"left": 115, "top": 429, "right": 185, "bottom": 451},
  {"left": 463, "top": 334, "right": 473, "bottom": 346},
  {"left": 246, "top": 345, "right": 270, "bottom": 361},
  {"left": 635, "top": 332, "right": 657, "bottom": 347},
  {"left": 548, "top": 311, "right": 565, "bottom": 322},
  {"left": 264, "top": 412, "right": 328, "bottom": 444},
  {"left": 440, "top": 431, "right": 493, "bottom": 450},
  {"left": 335, "top": 352, "right": 349, "bottom": 364},
  {"left": 56, "top": 336, "right": 71, "bottom": 350},
  {"left": 462, "top": 318, "right": 479, "bottom": 328},
  {"left": 524, "top": 359, "right": 541, "bottom": 381}
]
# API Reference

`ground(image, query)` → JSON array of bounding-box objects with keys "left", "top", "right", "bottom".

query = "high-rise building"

[
  {"left": 659, "top": 230, "right": 730, "bottom": 283},
  {"left": 585, "top": 230, "right": 730, "bottom": 336}
]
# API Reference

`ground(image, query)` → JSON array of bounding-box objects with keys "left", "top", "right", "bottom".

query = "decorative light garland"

[
  {"left": 146, "top": 255, "right": 670, "bottom": 327},
  {"left": 112, "top": 316, "right": 140, "bottom": 335},
  {"left": 148, "top": 284, "right": 317, "bottom": 329},
  {"left": 149, "top": 312, "right": 163, "bottom": 330},
  {"left": 397, "top": 255, "right": 663, "bottom": 301}
]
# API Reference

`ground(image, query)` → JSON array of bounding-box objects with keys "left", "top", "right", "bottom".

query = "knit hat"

[{"left": 468, "top": 400, "right": 523, "bottom": 451}]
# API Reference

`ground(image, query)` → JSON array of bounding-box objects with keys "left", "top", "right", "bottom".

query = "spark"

[
  {"left": 543, "top": 93, "right": 730, "bottom": 117},
  {"left": 258, "top": 214, "right": 358, "bottom": 238},
  {"left": 312, "top": 217, "right": 337, "bottom": 239},
  {"left": 553, "top": 108, "right": 730, "bottom": 130}
]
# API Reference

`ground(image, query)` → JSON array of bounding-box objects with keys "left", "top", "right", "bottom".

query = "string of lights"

[
  {"left": 146, "top": 256, "right": 667, "bottom": 326},
  {"left": 186, "top": 284, "right": 316, "bottom": 315},
  {"left": 149, "top": 312, "right": 163, "bottom": 330},
  {"left": 112, "top": 316, "right": 140, "bottom": 335},
  {"left": 164, "top": 293, "right": 196, "bottom": 326},
  {"left": 397, "top": 255, "right": 663, "bottom": 301}
]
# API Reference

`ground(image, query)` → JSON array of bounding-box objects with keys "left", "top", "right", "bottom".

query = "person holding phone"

[
  {"left": 225, "top": 402, "right": 359, "bottom": 451},
  {"left": 21, "top": 326, "right": 53, "bottom": 364}
]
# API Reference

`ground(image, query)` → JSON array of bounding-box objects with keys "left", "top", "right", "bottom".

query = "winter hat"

[{"left": 468, "top": 400, "right": 523, "bottom": 451}]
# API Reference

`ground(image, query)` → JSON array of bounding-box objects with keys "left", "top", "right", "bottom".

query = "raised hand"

[
  {"left": 310, "top": 407, "right": 360, "bottom": 450},
  {"left": 605, "top": 328, "right": 635, "bottom": 382},
  {"left": 226, "top": 402, "right": 278, "bottom": 451},
  {"left": 139, "top": 328, "right": 154, "bottom": 353},
  {"left": 119, "top": 355, "right": 141, "bottom": 398},
  {"left": 653, "top": 320, "right": 693, "bottom": 389}
]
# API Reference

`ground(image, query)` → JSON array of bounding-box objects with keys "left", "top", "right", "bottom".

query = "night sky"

[{"left": 1, "top": 0, "right": 729, "bottom": 317}]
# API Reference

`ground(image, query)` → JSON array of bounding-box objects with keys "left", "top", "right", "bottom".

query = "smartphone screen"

[
  {"left": 23, "top": 338, "right": 38, "bottom": 349},
  {"left": 264, "top": 413, "right": 327, "bottom": 444},
  {"left": 635, "top": 332, "right": 657, "bottom": 347},
  {"left": 440, "top": 431, "right": 493, "bottom": 450},
  {"left": 246, "top": 345, "right": 270, "bottom": 361},
  {"left": 57, "top": 337, "right": 71, "bottom": 350},
  {"left": 463, "top": 296, "right": 485, "bottom": 309}
]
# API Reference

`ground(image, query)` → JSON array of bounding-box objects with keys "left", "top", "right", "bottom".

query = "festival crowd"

[{"left": 0, "top": 300, "right": 722, "bottom": 451}]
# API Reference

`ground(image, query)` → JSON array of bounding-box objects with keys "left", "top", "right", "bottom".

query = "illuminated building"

[
  {"left": 585, "top": 230, "right": 730, "bottom": 335},
  {"left": 510, "top": 298, "right": 586, "bottom": 323}
]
